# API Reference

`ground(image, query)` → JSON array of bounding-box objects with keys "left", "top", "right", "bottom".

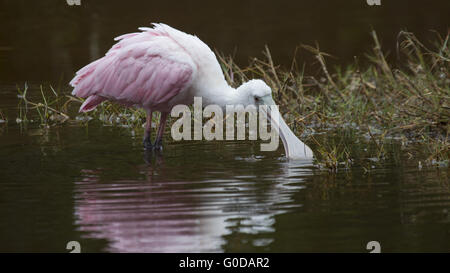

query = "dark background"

[{"left": 0, "top": 0, "right": 448, "bottom": 83}]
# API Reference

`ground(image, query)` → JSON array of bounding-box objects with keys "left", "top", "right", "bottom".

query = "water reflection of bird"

[
  {"left": 73, "top": 157, "right": 312, "bottom": 252},
  {"left": 70, "top": 23, "right": 313, "bottom": 159}
]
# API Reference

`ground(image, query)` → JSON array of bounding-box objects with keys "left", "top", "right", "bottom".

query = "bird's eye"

[{"left": 255, "top": 96, "right": 260, "bottom": 102}]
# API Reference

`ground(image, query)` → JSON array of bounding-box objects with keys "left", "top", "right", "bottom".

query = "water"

[
  {"left": 0, "top": 0, "right": 449, "bottom": 253},
  {"left": 0, "top": 119, "right": 449, "bottom": 252}
]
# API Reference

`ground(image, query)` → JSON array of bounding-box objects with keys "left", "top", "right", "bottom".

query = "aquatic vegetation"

[
  {"left": 312, "top": 136, "right": 352, "bottom": 172},
  {"left": 16, "top": 83, "right": 69, "bottom": 126},
  {"left": 218, "top": 30, "right": 449, "bottom": 169},
  {"left": 9, "top": 31, "right": 449, "bottom": 170},
  {"left": 15, "top": 83, "right": 147, "bottom": 128}
]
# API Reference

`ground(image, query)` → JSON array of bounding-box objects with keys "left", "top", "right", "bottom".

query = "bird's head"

[
  {"left": 236, "top": 79, "right": 314, "bottom": 160},
  {"left": 236, "top": 79, "right": 272, "bottom": 106}
]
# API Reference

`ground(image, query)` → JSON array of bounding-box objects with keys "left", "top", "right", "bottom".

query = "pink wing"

[{"left": 70, "top": 28, "right": 195, "bottom": 112}]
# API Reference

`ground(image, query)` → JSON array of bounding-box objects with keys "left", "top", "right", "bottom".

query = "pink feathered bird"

[{"left": 70, "top": 23, "right": 313, "bottom": 159}]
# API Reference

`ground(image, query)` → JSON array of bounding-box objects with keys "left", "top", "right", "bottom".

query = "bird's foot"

[
  {"left": 153, "top": 139, "right": 163, "bottom": 151},
  {"left": 143, "top": 137, "right": 153, "bottom": 150}
]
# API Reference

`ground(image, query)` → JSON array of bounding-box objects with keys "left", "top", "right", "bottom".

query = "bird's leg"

[
  {"left": 143, "top": 109, "right": 153, "bottom": 150},
  {"left": 153, "top": 112, "right": 168, "bottom": 151}
]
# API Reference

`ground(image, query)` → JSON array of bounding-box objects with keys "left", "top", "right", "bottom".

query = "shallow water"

[
  {"left": 1, "top": 0, "right": 449, "bottom": 253},
  {"left": 0, "top": 118, "right": 449, "bottom": 252}
]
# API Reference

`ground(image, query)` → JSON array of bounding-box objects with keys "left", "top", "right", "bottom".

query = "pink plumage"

[{"left": 70, "top": 24, "right": 195, "bottom": 112}]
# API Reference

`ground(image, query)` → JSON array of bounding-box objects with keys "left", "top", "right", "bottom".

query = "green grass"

[{"left": 11, "top": 30, "right": 450, "bottom": 170}]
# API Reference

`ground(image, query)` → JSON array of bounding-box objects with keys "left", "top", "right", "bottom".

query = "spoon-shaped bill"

[{"left": 261, "top": 97, "right": 314, "bottom": 160}]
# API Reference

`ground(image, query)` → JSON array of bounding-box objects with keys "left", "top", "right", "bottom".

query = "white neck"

[{"left": 200, "top": 83, "right": 249, "bottom": 108}]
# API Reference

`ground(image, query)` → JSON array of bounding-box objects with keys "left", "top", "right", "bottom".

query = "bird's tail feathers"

[{"left": 79, "top": 95, "right": 105, "bottom": 113}]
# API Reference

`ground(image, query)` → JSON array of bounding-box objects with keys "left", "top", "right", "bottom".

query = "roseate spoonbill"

[{"left": 70, "top": 23, "right": 313, "bottom": 160}]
